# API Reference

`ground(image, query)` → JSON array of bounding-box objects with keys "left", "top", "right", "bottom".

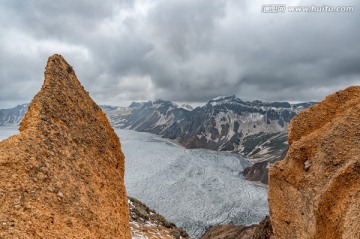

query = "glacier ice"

[{"left": 118, "top": 129, "right": 268, "bottom": 238}]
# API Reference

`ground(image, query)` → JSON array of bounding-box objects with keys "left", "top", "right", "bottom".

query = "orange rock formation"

[
  {"left": 0, "top": 54, "right": 131, "bottom": 238},
  {"left": 269, "top": 86, "right": 360, "bottom": 239}
]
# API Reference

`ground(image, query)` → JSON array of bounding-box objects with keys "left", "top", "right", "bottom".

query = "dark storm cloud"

[
  {"left": 0, "top": 0, "right": 359, "bottom": 108},
  {"left": 327, "top": 56, "right": 360, "bottom": 78},
  {"left": 1, "top": 0, "right": 132, "bottom": 37}
]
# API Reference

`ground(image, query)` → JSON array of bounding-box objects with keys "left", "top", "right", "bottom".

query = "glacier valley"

[
  {"left": 119, "top": 129, "right": 268, "bottom": 238},
  {"left": 0, "top": 127, "right": 268, "bottom": 238}
]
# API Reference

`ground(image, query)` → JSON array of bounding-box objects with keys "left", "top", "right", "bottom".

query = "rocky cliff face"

[
  {"left": 269, "top": 86, "right": 360, "bottom": 239},
  {"left": 108, "top": 97, "right": 315, "bottom": 161},
  {"left": 243, "top": 149, "right": 287, "bottom": 184},
  {"left": 200, "top": 216, "right": 273, "bottom": 239},
  {"left": 128, "top": 197, "right": 189, "bottom": 239},
  {"left": 0, "top": 55, "right": 131, "bottom": 238}
]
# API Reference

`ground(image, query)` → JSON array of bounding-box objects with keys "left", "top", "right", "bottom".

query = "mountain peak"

[
  {"left": 0, "top": 55, "right": 131, "bottom": 238},
  {"left": 20, "top": 54, "right": 87, "bottom": 132},
  {"left": 207, "top": 95, "right": 243, "bottom": 106},
  {"left": 209, "top": 95, "right": 236, "bottom": 101},
  {"left": 46, "top": 54, "right": 73, "bottom": 73}
]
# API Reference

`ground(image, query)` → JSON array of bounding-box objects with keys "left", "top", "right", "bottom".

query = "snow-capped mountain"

[
  {"left": 108, "top": 100, "right": 191, "bottom": 134},
  {"left": 106, "top": 96, "right": 316, "bottom": 161},
  {"left": 174, "top": 103, "right": 193, "bottom": 111},
  {"left": 0, "top": 98, "right": 315, "bottom": 162},
  {"left": 0, "top": 103, "right": 29, "bottom": 126}
]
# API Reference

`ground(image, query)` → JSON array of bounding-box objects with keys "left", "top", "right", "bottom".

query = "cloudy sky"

[{"left": 0, "top": 0, "right": 359, "bottom": 108}]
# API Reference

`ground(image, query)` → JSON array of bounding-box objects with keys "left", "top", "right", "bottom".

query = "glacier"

[
  {"left": 118, "top": 129, "right": 268, "bottom": 238},
  {"left": 0, "top": 127, "right": 268, "bottom": 238}
]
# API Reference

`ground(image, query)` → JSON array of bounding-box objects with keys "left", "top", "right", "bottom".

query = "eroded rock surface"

[
  {"left": 269, "top": 86, "right": 360, "bottom": 239},
  {"left": 0, "top": 55, "right": 130, "bottom": 238}
]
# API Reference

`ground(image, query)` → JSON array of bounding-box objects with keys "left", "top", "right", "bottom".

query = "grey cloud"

[
  {"left": 1, "top": 1, "right": 131, "bottom": 39},
  {"left": 0, "top": 0, "right": 359, "bottom": 108},
  {"left": 148, "top": 0, "right": 226, "bottom": 59},
  {"left": 326, "top": 56, "right": 360, "bottom": 78}
]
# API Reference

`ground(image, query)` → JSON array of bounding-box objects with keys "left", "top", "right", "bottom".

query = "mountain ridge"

[{"left": 106, "top": 97, "right": 316, "bottom": 161}]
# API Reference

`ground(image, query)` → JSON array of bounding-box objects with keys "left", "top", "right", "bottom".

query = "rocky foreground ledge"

[{"left": 0, "top": 55, "right": 131, "bottom": 238}]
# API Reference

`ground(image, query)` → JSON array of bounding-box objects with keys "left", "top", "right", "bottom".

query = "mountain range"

[
  {"left": 105, "top": 96, "right": 315, "bottom": 161},
  {"left": 105, "top": 97, "right": 315, "bottom": 185},
  {"left": 0, "top": 97, "right": 315, "bottom": 184},
  {"left": 0, "top": 103, "right": 29, "bottom": 126}
]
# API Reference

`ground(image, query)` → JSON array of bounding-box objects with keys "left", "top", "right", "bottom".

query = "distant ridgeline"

[
  {"left": 0, "top": 97, "right": 315, "bottom": 162},
  {"left": 106, "top": 96, "right": 316, "bottom": 161},
  {"left": 103, "top": 97, "right": 316, "bottom": 185},
  {"left": 0, "top": 103, "right": 29, "bottom": 126}
]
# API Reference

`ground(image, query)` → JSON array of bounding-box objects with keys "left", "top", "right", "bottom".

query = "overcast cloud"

[{"left": 0, "top": 0, "right": 359, "bottom": 108}]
